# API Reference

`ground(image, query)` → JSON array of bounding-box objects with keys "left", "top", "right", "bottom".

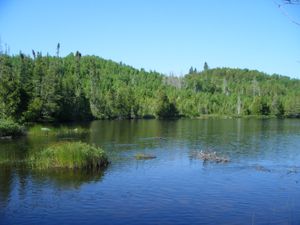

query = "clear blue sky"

[{"left": 0, "top": 0, "right": 300, "bottom": 78}]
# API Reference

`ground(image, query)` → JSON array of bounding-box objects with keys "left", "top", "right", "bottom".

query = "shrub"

[{"left": 0, "top": 119, "right": 25, "bottom": 137}]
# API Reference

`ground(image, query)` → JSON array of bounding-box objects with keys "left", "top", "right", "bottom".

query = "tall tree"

[
  {"left": 155, "top": 91, "right": 178, "bottom": 118},
  {"left": 0, "top": 55, "right": 20, "bottom": 119},
  {"left": 203, "top": 62, "right": 209, "bottom": 71},
  {"left": 189, "top": 66, "right": 194, "bottom": 74},
  {"left": 284, "top": 95, "right": 300, "bottom": 117},
  {"left": 56, "top": 43, "right": 60, "bottom": 57},
  {"left": 39, "top": 58, "right": 62, "bottom": 121},
  {"left": 17, "top": 53, "right": 33, "bottom": 117}
]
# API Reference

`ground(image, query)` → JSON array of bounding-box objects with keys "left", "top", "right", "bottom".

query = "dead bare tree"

[{"left": 273, "top": 0, "right": 300, "bottom": 26}]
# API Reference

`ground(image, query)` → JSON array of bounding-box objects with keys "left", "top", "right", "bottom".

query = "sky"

[{"left": 0, "top": 0, "right": 300, "bottom": 78}]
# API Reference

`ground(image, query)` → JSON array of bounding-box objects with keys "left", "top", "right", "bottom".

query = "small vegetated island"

[{"left": 29, "top": 142, "right": 109, "bottom": 170}]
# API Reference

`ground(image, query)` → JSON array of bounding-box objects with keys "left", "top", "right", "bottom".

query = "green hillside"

[{"left": 0, "top": 52, "right": 300, "bottom": 122}]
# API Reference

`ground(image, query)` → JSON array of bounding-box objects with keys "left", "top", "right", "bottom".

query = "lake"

[{"left": 1, "top": 118, "right": 300, "bottom": 225}]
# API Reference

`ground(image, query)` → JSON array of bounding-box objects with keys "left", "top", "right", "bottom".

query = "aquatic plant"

[
  {"left": 191, "top": 151, "right": 230, "bottom": 163},
  {"left": 135, "top": 153, "right": 157, "bottom": 160},
  {"left": 29, "top": 142, "right": 109, "bottom": 170},
  {"left": 0, "top": 119, "right": 25, "bottom": 138}
]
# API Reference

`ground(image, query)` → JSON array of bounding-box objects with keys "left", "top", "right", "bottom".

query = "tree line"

[{"left": 0, "top": 49, "right": 300, "bottom": 122}]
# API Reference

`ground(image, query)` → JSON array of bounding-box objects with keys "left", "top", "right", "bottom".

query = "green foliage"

[
  {"left": 0, "top": 55, "right": 21, "bottom": 119},
  {"left": 0, "top": 119, "right": 24, "bottom": 137},
  {"left": 270, "top": 96, "right": 284, "bottom": 117},
  {"left": 24, "top": 97, "right": 43, "bottom": 121},
  {"left": 39, "top": 60, "right": 62, "bottom": 120},
  {"left": 203, "top": 62, "right": 209, "bottom": 71},
  {"left": 181, "top": 68, "right": 300, "bottom": 117},
  {"left": 0, "top": 51, "right": 299, "bottom": 121},
  {"left": 250, "top": 97, "right": 264, "bottom": 115},
  {"left": 284, "top": 95, "right": 300, "bottom": 118},
  {"left": 155, "top": 91, "right": 179, "bottom": 118},
  {"left": 29, "top": 142, "right": 109, "bottom": 170}
]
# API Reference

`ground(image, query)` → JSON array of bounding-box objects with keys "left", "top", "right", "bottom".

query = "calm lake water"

[{"left": 1, "top": 119, "right": 300, "bottom": 225}]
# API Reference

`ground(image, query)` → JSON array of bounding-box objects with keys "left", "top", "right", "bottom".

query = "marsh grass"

[
  {"left": 0, "top": 119, "right": 25, "bottom": 138},
  {"left": 29, "top": 142, "right": 109, "bottom": 170}
]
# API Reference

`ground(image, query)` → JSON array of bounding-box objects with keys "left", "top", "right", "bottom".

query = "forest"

[{"left": 0, "top": 48, "right": 300, "bottom": 123}]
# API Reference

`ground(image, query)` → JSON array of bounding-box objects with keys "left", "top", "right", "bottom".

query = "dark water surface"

[{"left": 1, "top": 119, "right": 300, "bottom": 225}]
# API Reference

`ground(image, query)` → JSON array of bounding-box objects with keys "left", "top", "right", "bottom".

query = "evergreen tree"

[
  {"left": 0, "top": 49, "right": 299, "bottom": 122},
  {"left": 284, "top": 96, "right": 300, "bottom": 117},
  {"left": 18, "top": 53, "right": 34, "bottom": 116},
  {"left": 203, "top": 62, "right": 209, "bottom": 71},
  {"left": 0, "top": 55, "right": 20, "bottom": 119},
  {"left": 250, "top": 96, "right": 263, "bottom": 115},
  {"left": 155, "top": 91, "right": 178, "bottom": 118},
  {"left": 270, "top": 96, "right": 284, "bottom": 117},
  {"left": 39, "top": 59, "right": 62, "bottom": 121}
]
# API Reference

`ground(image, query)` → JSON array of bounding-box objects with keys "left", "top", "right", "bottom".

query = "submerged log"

[{"left": 135, "top": 153, "right": 157, "bottom": 160}]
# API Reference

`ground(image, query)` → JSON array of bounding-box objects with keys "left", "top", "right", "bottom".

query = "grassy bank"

[
  {"left": 0, "top": 119, "right": 25, "bottom": 138},
  {"left": 29, "top": 142, "right": 109, "bottom": 170},
  {"left": 193, "top": 114, "right": 278, "bottom": 119}
]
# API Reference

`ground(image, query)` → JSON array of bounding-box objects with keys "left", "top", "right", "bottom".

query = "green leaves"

[
  {"left": 29, "top": 142, "right": 108, "bottom": 170},
  {"left": 284, "top": 95, "right": 300, "bottom": 118},
  {"left": 155, "top": 91, "right": 179, "bottom": 119},
  {"left": 0, "top": 52, "right": 299, "bottom": 121},
  {"left": 0, "top": 55, "right": 21, "bottom": 119},
  {"left": 0, "top": 119, "right": 24, "bottom": 137}
]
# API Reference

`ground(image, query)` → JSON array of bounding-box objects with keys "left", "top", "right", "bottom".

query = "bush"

[
  {"left": 0, "top": 119, "right": 25, "bottom": 137},
  {"left": 29, "top": 141, "right": 109, "bottom": 170}
]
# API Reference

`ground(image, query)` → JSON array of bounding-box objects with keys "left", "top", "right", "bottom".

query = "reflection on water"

[
  {"left": 30, "top": 169, "right": 105, "bottom": 189},
  {"left": 0, "top": 118, "right": 300, "bottom": 225},
  {"left": 0, "top": 167, "right": 13, "bottom": 208}
]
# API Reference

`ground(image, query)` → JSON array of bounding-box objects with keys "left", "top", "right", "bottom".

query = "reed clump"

[{"left": 29, "top": 141, "right": 109, "bottom": 170}]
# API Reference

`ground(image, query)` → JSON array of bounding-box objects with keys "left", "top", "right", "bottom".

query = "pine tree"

[
  {"left": 155, "top": 91, "right": 178, "bottom": 118},
  {"left": 40, "top": 58, "right": 62, "bottom": 121},
  {"left": 203, "top": 62, "right": 209, "bottom": 71},
  {"left": 284, "top": 96, "right": 300, "bottom": 117},
  {"left": 0, "top": 55, "right": 20, "bottom": 119}
]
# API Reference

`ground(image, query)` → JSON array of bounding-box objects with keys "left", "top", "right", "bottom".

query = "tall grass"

[{"left": 29, "top": 142, "right": 109, "bottom": 170}]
